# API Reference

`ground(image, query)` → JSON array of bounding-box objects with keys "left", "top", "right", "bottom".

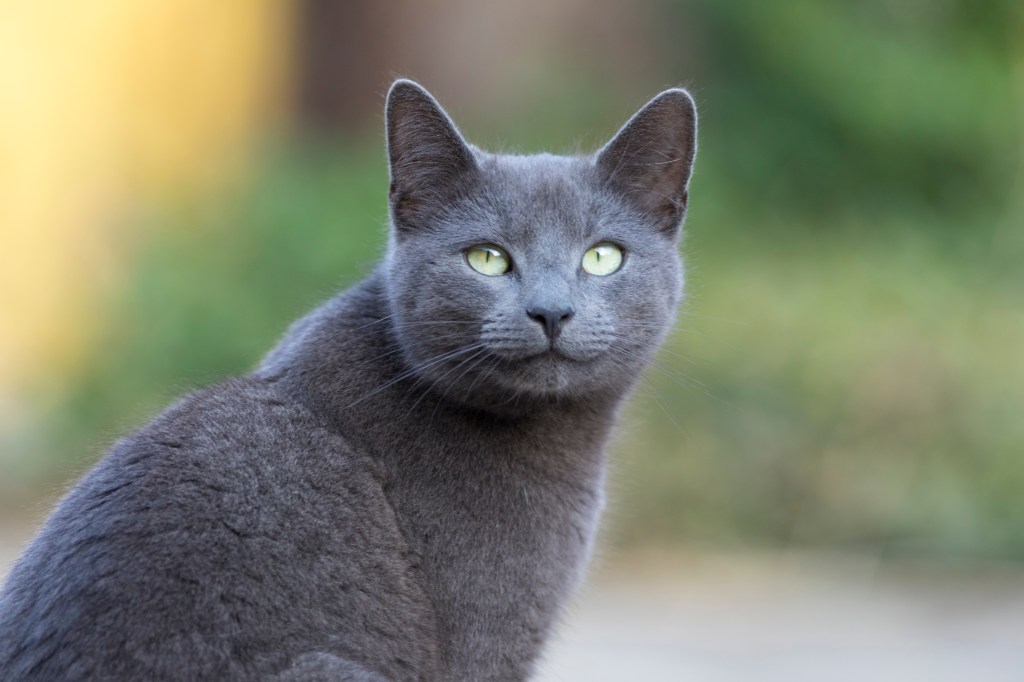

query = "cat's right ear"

[
  {"left": 596, "top": 88, "right": 698, "bottom": 239},
  {"left": 386, "top": 80, "right": 477, "bottom": 235}
]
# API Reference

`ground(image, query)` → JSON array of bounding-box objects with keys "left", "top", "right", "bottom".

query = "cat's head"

[{"left": 383, "top": 80, "right": 696, "bottom": 408}]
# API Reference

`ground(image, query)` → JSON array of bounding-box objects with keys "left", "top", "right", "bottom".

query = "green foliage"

[
  {"left": 662, "top": 0, "right": 1020, "bottom": 223},
  {"left": 613, "top": 224, "right": 1024, "bottom": 557}
]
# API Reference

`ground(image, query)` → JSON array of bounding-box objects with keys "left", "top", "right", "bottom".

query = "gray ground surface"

[
  {"left": 3, "top": 522, "right": 1023, "bottom": 681},
  {"left": 538, "top": 550, "right": 1024, "bottom": 682}
]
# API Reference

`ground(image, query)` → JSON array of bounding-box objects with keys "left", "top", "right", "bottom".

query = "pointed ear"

[
  {"left": 596, "top": 89, "right": 697, "bottom": 237},
  {"left": 386, "top": 80, "right": 477, "bottom": 233}
]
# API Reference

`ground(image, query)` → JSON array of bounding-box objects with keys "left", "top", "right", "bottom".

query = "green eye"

[
  {"left": 466, "top": 244, "right": 511, "bottom": 276},
  {"left": 581, "top": 242, "right": 623, "bottom": 276}
]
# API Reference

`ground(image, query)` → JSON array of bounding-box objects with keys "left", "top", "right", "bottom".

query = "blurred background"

[{"left": 1, "top": 1, "right": 1022, "bottom": 679}]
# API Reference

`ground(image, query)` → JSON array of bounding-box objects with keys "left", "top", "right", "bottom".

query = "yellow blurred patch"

[{"left": 0, "top": 0, "right": 292, "bottom": 406}]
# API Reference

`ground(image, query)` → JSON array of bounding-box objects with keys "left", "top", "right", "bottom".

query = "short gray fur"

[{"left": 0, "top": 80, "right": 697, "bottom": 681}]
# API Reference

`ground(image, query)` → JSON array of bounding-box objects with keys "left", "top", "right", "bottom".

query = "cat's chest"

[
  {"left": 391, "top": 441, "right": 604, "bottom": 582},
  {"left": 381, "top": 431, "right": 606, "bottom": 680}
]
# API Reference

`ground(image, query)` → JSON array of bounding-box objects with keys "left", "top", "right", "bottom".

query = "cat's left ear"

[
  {"left": 386, "top": 80, "right": 478, "bottom": 235},
  {"left": 596, "top": 89, "right": 697, "bottom": 238}
]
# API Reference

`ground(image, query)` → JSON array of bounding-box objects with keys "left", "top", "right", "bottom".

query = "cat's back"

[{"left": 0, "top": 377, "right": 439, "bottom": 681}]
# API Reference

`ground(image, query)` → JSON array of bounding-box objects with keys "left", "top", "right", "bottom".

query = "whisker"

[
  {"left": 603, "top": 331, "right": 701, "bottom": 367},
  {"left": 423, "top": 350, "right": 497, "bottom": 426},
  {"left": 325, "top": 319, "right": 478, "bottom": 343},
  {"left": 674, "top": 311, "right": 747, "bottom": 326},
  {"left": 609, "top": 353, "right": 692, "bottom": 439},
  {"left": 609, "top": 343, "right": 726, "bottom": 405},
  {"left": 610, "top": 323, "right": 739, "bottom": 353},
  {"left": 343, "top": 342, "right": 487, "bottom": 410},
  {"left": 341, "top": 331, "right": 482, "bottom": 373},
  {"left": 404, "top": 346, "right": 490, "bottom": 418}
]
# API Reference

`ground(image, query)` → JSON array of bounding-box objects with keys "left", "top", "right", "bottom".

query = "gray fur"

[{"left": 0, "top": 80, "right": 697, "bottom": 681}]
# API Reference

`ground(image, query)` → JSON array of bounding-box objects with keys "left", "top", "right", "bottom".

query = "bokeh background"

[{"left": 2, "top": 1, "right": 1023, "bottom": 678}]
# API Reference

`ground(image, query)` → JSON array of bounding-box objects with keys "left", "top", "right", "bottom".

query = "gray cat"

[{"left": 0, "top": 80, "right": 696, "bottom": 681}]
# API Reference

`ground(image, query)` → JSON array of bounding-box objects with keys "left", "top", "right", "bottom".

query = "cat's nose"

[{"left": 526, "top": 305, "right": 574, "bottom": 341}]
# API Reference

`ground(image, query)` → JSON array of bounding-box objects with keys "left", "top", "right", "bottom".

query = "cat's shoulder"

[
  {"left": 32, "top": 376, "right": 378, "bottom": 548},
  {"left": 7, "top": 375, "right": 387, "bottom": 604},
  {"left": 99, "top": 376, "right": 372, "bottom": 496}
]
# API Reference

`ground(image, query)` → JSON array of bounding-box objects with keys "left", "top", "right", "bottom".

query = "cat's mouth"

[
  {"left": 488, "top": 338, "right": 608, "bottom": 365},
  {"left": 490, "top": 347, "right": 572, "bottom": 367},
  {"left": 480, "top": 332, "right": 609, "bottom": 367},
  {"left": 521, "top": 347, "right": 585, "bottom": 364}
]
